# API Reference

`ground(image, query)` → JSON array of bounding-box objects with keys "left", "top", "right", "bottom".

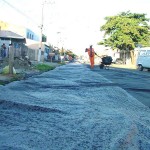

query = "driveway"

[{"left": 0, "top": 62, "right": 150, "bottom": 150}]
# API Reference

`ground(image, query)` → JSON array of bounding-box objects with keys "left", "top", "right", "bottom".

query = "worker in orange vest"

[{"left": 85, "top": 45, "right": 95, "bottom": 69}]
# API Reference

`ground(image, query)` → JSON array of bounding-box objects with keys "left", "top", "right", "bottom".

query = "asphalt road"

[{"left": 92, "top": 65, "right": 150, "bottom": 108}]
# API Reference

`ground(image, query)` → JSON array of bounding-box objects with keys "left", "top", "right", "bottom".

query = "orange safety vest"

[{"left": 88, "top": 48, "right": 94, "bottom": 57}]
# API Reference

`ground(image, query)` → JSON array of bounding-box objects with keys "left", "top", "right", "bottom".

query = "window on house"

[{"left": 27, "top": 32, "right": 29, "bottom": 38}]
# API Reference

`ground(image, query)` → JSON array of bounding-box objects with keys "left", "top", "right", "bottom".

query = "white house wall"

[{"left": 0, "top": 20, "right": 40, "bottom": 44}]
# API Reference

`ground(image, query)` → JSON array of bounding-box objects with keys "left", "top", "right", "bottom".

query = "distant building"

[{"left": 27, "top": 42, "right": 52, "bottom": 61}]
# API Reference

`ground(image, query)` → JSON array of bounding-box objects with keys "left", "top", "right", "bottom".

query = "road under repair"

[{"left": 0, "top": 62, "right": 150, "bottom": 150}]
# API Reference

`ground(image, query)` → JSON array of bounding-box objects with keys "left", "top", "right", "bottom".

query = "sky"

[{"left": 0, "top": 0, "right": 150, "bottom": 55}]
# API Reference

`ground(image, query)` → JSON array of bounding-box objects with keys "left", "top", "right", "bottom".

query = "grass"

[
  {"left": 57, "top": 62, "right": 66, "bottom": 65},
  {"left": 0, "top": 81, "right": 5, "bottom": 85},
  {"left": 34, "top": 64, "right": 56, "bottom": 72},
  {"left": 0, "top": 62, "right": 64, "bottom": 85},
  {"left": 0, "top": 74, "right": 24, "bottom": 85}
]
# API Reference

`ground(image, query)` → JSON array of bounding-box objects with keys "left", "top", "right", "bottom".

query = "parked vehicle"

[{"left": 136, "top": 47, "right": 150, "bottom": 71}]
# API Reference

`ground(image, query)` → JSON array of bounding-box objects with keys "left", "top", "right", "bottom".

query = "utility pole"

[
  {"left": 9, "top": 43, "right": 14, "bottom": 75},
  {"left": 38, "top": 0, "right": 55, "bottom": 62},
  {"left": 38, "top": 1, "right": 44, "bottom": 62}
]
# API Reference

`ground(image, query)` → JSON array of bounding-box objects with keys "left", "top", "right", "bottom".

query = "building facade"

[{"left": 0, "top": 20, "right": 49, "bottom": 61}]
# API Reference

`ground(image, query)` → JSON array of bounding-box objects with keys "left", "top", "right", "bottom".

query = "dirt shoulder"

[
  {"left": 111, "top": 63, "right": 137, "bottom": 69},
  {"left": 0, "top": 58, "right": 63, "bottom": 85}
]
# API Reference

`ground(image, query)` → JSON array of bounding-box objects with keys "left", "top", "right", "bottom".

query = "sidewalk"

[{"left": 111, "top": 63, "right": 137, "bottom": 69}]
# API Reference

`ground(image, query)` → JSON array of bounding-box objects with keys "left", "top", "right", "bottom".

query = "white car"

[{"left": 137, "top": 47, "right": 150, "bottom": 71}]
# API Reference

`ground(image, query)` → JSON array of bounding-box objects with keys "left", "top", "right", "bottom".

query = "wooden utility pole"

[{"left": 9, "top": 44, "right": 14, "bottom": 75}]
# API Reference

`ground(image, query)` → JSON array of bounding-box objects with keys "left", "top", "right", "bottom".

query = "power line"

[{"left": 2, "top": 0, "right": 39, "bottom": 26}]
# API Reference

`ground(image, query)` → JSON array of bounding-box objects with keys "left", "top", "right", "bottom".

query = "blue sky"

[{"left": 0, "top": 0, "right": 150, "bottom": 54}]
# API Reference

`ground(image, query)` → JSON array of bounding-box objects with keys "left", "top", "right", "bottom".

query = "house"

[
  {"left": 0, "top": 20, "right": 40, "bottom": 43},
  {"left": 27, "top": 42, "right": 52, "bottom": 61},
  {"left": 0, "top": 20, "right": 48, "bottom": 61},
  {"left": 0, "top": 30, "right": 26, "bottom": 58}
]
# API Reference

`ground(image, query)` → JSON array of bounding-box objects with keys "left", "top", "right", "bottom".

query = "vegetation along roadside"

[{"left": 0, "top": 62, "right": 65, "bottom": 85}]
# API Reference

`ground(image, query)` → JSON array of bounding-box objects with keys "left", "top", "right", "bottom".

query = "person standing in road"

[{"left": 85, "top": 45, "right": 95, "bottom": 69}]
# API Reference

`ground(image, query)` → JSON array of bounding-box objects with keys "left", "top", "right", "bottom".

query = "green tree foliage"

[
  {"left": 99, "top": 11, "right": 150, "bottom": 50},
  {"left": 60, "top": 47, "right": 65, "bottom": 56}
]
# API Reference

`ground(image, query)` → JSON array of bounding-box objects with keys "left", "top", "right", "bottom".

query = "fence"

[{"left": 0, "top": 43, "right": 39, "bottom": 61}]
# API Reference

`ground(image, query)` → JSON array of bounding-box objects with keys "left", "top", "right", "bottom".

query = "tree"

[
  {"left": 65, "top": 50, "right": 76, "bottom": 58},
  {"left": 99, "top": 11, "right": 150, "bottom": 64},
  {"left": 59, "top": 47, "right": 64, "bottom": 56}
]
